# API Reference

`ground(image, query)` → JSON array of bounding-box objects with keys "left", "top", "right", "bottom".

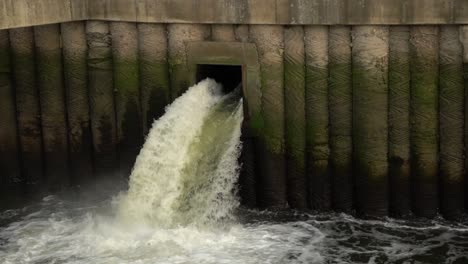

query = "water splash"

[{"left": 118, "top": 78, "right": 243, "bottom": 228}]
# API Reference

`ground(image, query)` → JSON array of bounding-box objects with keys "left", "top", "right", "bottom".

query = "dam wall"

[
  {"left": 1, "top": 0, "right": 468, "bottom": 30},
  {"left": 1, "top": 1, "right": 468, "bottom": 220}
]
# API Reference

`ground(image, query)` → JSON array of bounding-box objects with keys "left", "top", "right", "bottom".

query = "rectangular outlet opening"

[{"left": 196, "top": 64, "right": 243, "bottom": 94}]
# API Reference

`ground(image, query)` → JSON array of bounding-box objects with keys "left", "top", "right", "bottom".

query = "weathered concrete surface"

[
  {"left": 211, "top": 25, "right": 236, "bottom": 42},
  {"left": 61, "top": 21, "right": 94, "bottom": 185},
  {"left": 1, "top": 0, "right": 468, "bottom": 30},
  {"left": 9, "top": 27, "right": 44, "bottom": 193},
  {"left": 352, "top": 26, "right": 389, "bottom": 217},
  {"left": 304, "top": 26, "right": 330, "bottom": 211},
  {"left": 328, "top": 26, "right": 353, "bottom": 213},
  {"left": 250, "top": 25, "right": 287, "bottom": 208},
  {"left": 410, "top": 26, "right": 439, "bottom": 218},
  {"left": 388, "top": 26, "right": 411, "bottom": 218},
  {"left": 461, "top": 26, "right": 468, "bottom": 213},
  {"left": 0, "top": 30, "right": 21, "bottom": 194},
  {"left": 138, "top": 23, "right": 170, "bottom": 134},
  {"left": 86, "top": 21, "right": 119, "bottom": 179},
  {"left": 110, "top": 22, "right": 143, "bottom": 178},
  {"left": 34, "top": 24, "right": 70, "bottom": 191},
  {"left": 439, "top": 26, "right": 465, "bottom": 220},
  {"left": 284, "top": 26, "right": 307, "bottom": 209},
  {"left": 168, "top": 24, "right": 210, "bottom": 99}
]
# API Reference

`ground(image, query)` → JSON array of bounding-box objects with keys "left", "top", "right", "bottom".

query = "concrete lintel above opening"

[{"left": 187, "top": 41, "right": 262, "bottom": 136}]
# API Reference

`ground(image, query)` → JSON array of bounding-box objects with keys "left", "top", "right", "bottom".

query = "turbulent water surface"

[{"left": 1, "top": 79, "right": 468, "bottom": 264}]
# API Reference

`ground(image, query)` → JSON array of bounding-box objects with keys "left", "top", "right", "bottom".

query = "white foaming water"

[
  {"left": 118, "top": 78, "right": 242, "bottom": 228},
  {"left": 1, "top": 79, "right": 467, "bottom": 264}
]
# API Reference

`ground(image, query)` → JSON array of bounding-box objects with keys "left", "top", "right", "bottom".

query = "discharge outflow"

[{"left": 118, "top": 78, "right": 244, "bottom": 228}]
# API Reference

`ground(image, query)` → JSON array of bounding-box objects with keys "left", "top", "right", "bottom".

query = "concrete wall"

[
  {"left": 1, "top": 0, "right": 468, "bottom": 30},
  {"left": 2, "top": 21, "right": 468, "bottom": 220}
]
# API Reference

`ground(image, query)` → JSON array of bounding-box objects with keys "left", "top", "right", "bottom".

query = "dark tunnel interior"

[{"left": 196, "top": 64, "right": 243, "bottom": 94}]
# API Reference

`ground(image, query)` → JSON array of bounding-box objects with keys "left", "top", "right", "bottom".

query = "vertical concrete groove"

[
  {"left": 461, "top": 26, "right": 468, "bottom": 214},
  {"left": 138, "top": 23, "right": 170, "bottom": 135},
  {"left": 61, "top": 21, "right": 94, "bottom": 185},
  {"left": 410, "top": 26, "right": 439, "bottom": 218},
  {"left": 110, "top": 22, "right": 143, "bottom": 178},
  {"left": 250, "top": 25, "right": 287, "bottom": 208},
  {"left": 352, "top": 26, "right": 390, "bottom": 217},
  {"left": 328, "top": 26, "right": 353, "bottom": 212},
  {"left": 388, "top": 26, "right": 412, "bottom": 217},
  {"left": 438, "top": 25, "right": 465, "bottom": 220},
  {"left": 239, "top": 24, "right": 259, "bottom": 208},
  {"left": 9, "top": 27, "right": 44, "bottom": 194},
  {"left": 34, "top": 24, "right": 70, "bottom": 191},
  {"left": 86, "top": 21, "right": 118, "bottom": 179},
  {"left": 0, "top": 29, "right": 22, "bottom": 202},
  {"left": 304, "top": 26, "right": 331, "bottom": 210},
  {"left": 284, "top": 26, "right": 307, "bottom": 208},
  {"left": 439, "top": 26, "right": 465, "bottom": 220}
]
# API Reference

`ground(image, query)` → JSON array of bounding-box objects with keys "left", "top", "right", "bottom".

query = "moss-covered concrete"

[
  {"left": 61, "top": 21, "right": 94, "bottom": 185},
  {"left": 328, "top": 26, "right": 353, "bottom": 213},
  {"left": 34, "top": 24, "right": 70, "bottom": 191},
  {"left": 439, "top": 26, "right": 465, "bottom": 220},
  {"left": 284, "top": 26, "right": 307, "bottom": 209},
  {"left": 86, "top": 21, "right": 118, "bottom": 179},
  {"left": 462, "top": 26, "right": 468, "bottom": 214},
  {"left": 110, "top": 22, "right": 143, "bottom": 178},
  {"left": 410, "top": 26, "right": 439, "bottom": 218},
  {"left": 304, "top": 26, "right": 331, "bottom": 210},
  {"left": 9, "top": 27, "right": 43, "bottom": 193},
  {"left": 138, "top": 23, "right": 170, "bottom": 135},
  {"left": 250, "top": 25, "right": 287, "bottom": 208},
  {"left": 388, "top": 26, "right": 411, "bottom": 218},
  {"left": 0, "top": 30, "right": 21, "bottom": 195},
  {"left": 352, "top": 26, "right": 389, "bottom": 217}
]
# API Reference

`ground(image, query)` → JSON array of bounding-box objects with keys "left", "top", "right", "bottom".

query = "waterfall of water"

[{"left": 118, "top": 78, "right": 243, "bottom": 228}]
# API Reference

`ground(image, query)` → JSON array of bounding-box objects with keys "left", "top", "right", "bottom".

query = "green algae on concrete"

[
  {"left": 61, "top": 21, "right": 94, "bottom": 185},
  {"left": 138, "top": 23, "right": 170, "bottom": 135},
  {"left": 388, "top": 26, "right": 411, "bottom": 218},
  {"left": 86, "top": 21, "right": 119, "bottom": 179},
  {"left": 328, "top": 26, "right": 353, "bottom": 213},
  {"left": 110, "top": 22, "right": 143, "bottom": 178},
  {"left": 410, "top": 26, "right": 439, "bottom": 218},
  {"left": 304, "top": 26, "right": 331, "bottom": 211},
  {"left": 9, "top": 27, "right": 43, "bottom": 193},
  {"left": 34, "top": 24, "right": 70, "bottom": 191},
  {"left": 0, "top": 30, "right": 21, "bottom": 196},
  {"left": 439, "top": 26, "right": 465, "bottom": 220},
  {"left": 250, "top": 25, "right": 287, "bottom": 208},
  {"left": 284, "top": 26, "right": 307, "bottom": 209},
  {"left": 352, "top": 26, "right": 389, "bottom": 217}
]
